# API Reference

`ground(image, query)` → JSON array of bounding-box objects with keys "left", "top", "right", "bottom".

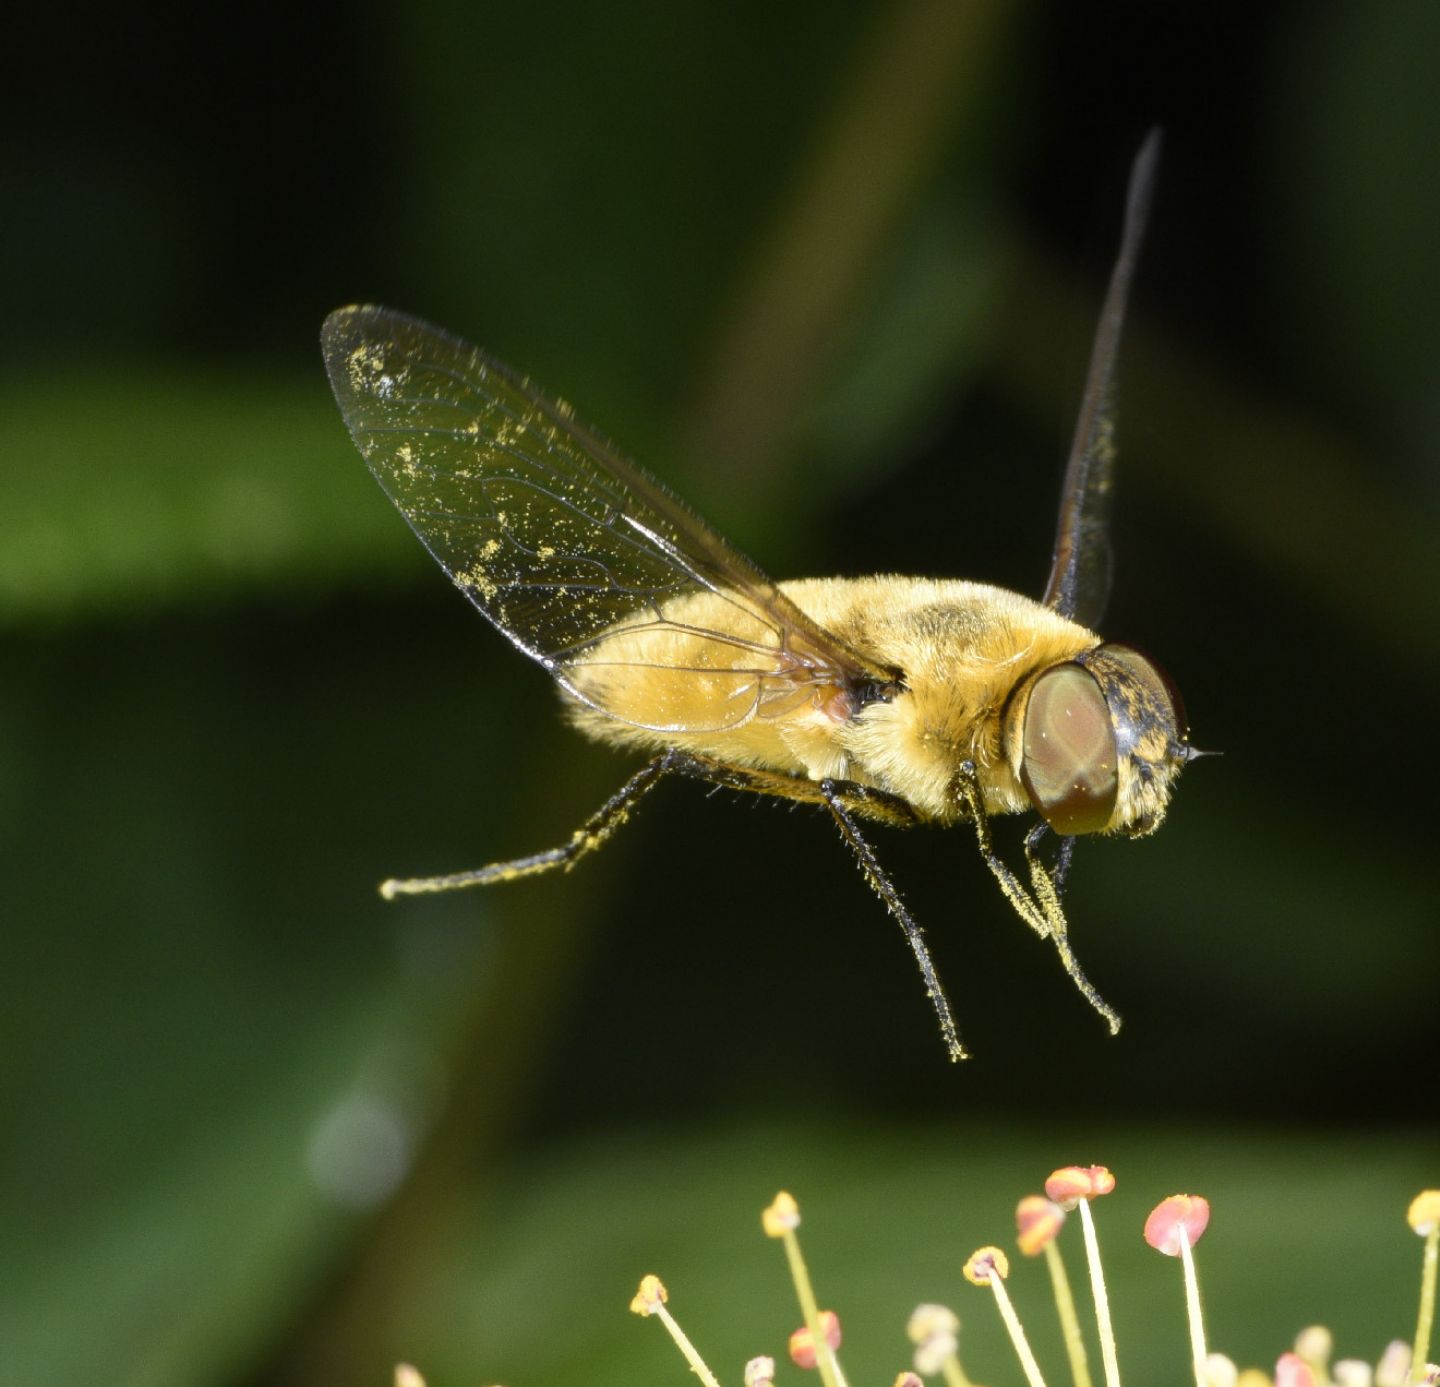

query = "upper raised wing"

[
  {"left": 1042, "top": 129, "right": 1161, "bottom": 628},
  {"left": 322, "top": 306, "right": 891, "bottom": 732}
]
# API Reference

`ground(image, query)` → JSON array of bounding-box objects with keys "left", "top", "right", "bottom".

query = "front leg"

[
  {"left": 954, "top": 762, "right": 1121, "bottom": 1035},
  {"left": 1026, "top": 821, "right": 1076, "bottom": 899},
  {"left": 952, "top": 762, "right": 1050, "bottom": 937}
]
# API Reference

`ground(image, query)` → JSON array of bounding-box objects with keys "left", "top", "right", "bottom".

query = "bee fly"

[{"left": 323, "top": 132, "right": 1195, "bottom": 1060}]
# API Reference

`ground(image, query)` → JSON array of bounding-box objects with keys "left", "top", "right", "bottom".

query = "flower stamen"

[
  {"left": 965, "top": 1246, "right": 1047, "bottom": 1387},
  {"left": 1018, "top": 1195, "right": 1090, "bottom": 1387},
  {"left": 1145, "top": 1195, "right": 1212, "bottom": 1387},
  {"left": 765, "top": 1192, "right": 844, "bottom": 1387},
  {"left": 1409, "top": 1191, "right": 1440, "bottom": 1385},
  {"left": 907, "top": 1302, "right": 975, "bottom": 1387},
  {"left": 630, "top": 1274, "right": 724, "bottom": 1387},
  {"left": 1048, "top": 1167, "right": 1120, "bottom": 1387},
  {"left": 745, "top": 1356, "right": 777, "bottom": 1387}
]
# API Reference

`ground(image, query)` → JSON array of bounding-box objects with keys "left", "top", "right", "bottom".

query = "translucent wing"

[
  {"left": 1043, "top": 129, "right": 1161, "bottom": 627},
  {"left": 322, "top": 306, "right": 890, "bottom": 732}
]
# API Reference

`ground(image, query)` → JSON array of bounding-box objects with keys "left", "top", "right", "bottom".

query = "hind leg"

[
  {"left": 379, "top": 750, "right": 965, "bottom": 1058},
  {"left": 380, "top": 751, "right": 681, "bottom": 898}
]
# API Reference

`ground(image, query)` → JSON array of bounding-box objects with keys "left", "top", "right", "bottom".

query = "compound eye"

[
  {"left": 1020, "top": 664, "right": 1119, "bottom": 835},
  {"left": 1096, "top": 643, "right": 1189, "bottom": 753}
]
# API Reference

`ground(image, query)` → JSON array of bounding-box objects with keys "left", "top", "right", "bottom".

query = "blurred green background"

[{"left": 2, "top": 2, "right": 1436, "bottom": 1384}]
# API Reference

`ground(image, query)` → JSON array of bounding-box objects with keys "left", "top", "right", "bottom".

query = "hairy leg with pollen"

[
  {"left": 380, "top": 748, "right": 967, "bottom": 1061},
  {"left": 952, "top": 760, "right": 1121, "bottom": 1034}
]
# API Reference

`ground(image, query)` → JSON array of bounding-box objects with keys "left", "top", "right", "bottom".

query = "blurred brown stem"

[
  {"left": 681, "top": 0, "right": 1012, "bottom": 495},
  {"left": 258, "top": 729, "right": 619, "bottom": 1385}
]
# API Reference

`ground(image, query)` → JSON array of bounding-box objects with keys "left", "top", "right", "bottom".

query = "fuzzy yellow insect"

[{"left": 323, "top": 133, "right": 1194, "bottom": 1060}]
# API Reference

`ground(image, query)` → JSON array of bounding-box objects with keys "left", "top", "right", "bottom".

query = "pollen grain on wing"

[
  {"left": 396, "top": 443, "right": 420, "bottom": 480},
  {"left": 346, "top": 341, "right": 379, "bottom": 392},
  {"left": 457, "top": 564, "right": 499, "bottom": 601}
]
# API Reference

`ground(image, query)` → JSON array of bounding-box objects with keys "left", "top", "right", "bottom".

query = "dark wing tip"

[
  {"left": 320, "top": 305, "right": 373, "bottom": 399},
  {"left": 321, "top": 302, "right": 366, "bottom": 342},
  {"left": 320, "top": 305, "right": 476, "bottom": 388},
  {"left": 1041, "top": 132, "right": 1162, "bottom": 625},
  {"left": 320, "top": 303, "right": 390, "bottom": 362},
  {"left": 320, "top": 305, "right": 429, "bottom": 429}
]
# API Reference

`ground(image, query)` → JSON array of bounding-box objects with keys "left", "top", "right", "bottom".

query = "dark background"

[{"left": 2, "top": 2, "right": 1435, "bottom": 1384}]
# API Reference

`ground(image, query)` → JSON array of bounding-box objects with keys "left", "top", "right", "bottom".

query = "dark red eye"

[{"left": 1020, "top": 664, "right": 1119, "bottom": 835}]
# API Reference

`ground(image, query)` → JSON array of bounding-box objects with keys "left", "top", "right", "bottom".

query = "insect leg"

[
  {"left": 631, "top": 754, "right": 961, "bottom": 1059},
  {"left": 1020, "top": 830, "right": 1122, "bottom": 1036},
  {"left": 955, "top": 763, "right": 1121, "bottom": 1034},
  {"left": 1024, "top": 821, "right": 1076, "bottom": 898},
  {"left": 953, "top": 763, "right": 1050, "bottom": 937},
  {"left": 819, "top": 781, "right": 968, "bottom": 1063},
  {"left": 379, "top": 752, "right": 679, "bottom": 899},
  {"left": 653, "top": 751, "right": 920, "bottom": 826}
]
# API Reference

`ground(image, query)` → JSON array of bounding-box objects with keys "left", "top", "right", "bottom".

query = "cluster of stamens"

[
  {"left": 616, "top": 1176, "right": 1439, "bottom": 1387},
  {"left": 388, "top": 1181, "right": 1439, "bottom": 1387}
]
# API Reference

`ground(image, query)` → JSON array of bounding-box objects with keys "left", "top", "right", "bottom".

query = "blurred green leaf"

[
  {"left": 0, "top": 611, "right": 511, "bottom": 1387},
  {"left": 1275, "top": 0, "right": 1440, "bottom": 467},
  {"left": 0, "top": 371, "right": 418, "bottom": 623},
  {"left": 2, "top": 988, "right": 414, "bottom": 1387}
]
